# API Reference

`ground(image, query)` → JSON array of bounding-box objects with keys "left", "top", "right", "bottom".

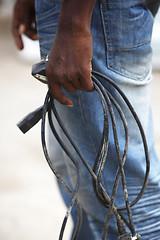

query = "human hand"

[
  {"left": 12, "top": 0, "right": 38, "bottom": 50},
  {"left": 46, "top": 29, "right": 94, "bottom": 107}
]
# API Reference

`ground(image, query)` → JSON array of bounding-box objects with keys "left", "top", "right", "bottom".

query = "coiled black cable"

[{"left": 18, "top": 69, "right": 149, "bottom": 240}]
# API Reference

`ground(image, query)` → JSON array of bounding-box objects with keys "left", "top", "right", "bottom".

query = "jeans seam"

[
  {"left": 100, "top": 3, "right": 111, "bottom": 71},
  {"left": 138, "top": 11, "right": 151, "bottom": 34},
  {"left": 78, "top": 91, "right": 107, "bottom": 188},
  {"left": 78, "top": 91, "right": 97, "bottom": 156}
]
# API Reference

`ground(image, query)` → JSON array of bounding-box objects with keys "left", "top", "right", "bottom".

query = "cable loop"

[
  {"left": 40, "top": 73, "right": 149, "bottom": 239},
  {"left": 18, "top": 68, "right": 150, "bottom": 239}
]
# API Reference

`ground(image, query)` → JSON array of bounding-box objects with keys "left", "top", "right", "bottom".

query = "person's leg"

[
  {"left": 91, "top": 1, "right": 160, "bottom": 239},
  {"left": 35, "top": 0, "right": 160, "bottom": 239},
  {"left": 53, "top": 1, "right": 160, "bottom": 239},
  {"left": 35, "top": 1, "right": 96, "bottom": 239},
  {"left": 47, "top": 117, "right": 95, "bottom": 239},
  {"left": 35, "top": 1, "right": 120, "bottom": 236}
]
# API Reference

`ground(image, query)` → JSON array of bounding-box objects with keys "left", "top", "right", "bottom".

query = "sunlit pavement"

[{"left": 0, "top": 17, "right": 160, "bottom": 240}]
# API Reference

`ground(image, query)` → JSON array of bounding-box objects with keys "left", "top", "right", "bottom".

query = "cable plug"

[{"left": 17, "top": 106, "right": 44, "bottom": 134}]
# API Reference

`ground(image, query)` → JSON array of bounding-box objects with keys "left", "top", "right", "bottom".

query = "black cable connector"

[{"left": 17, "top": 106, "right": 44, "bottom": 134}]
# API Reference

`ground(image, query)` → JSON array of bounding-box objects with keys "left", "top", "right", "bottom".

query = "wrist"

[
  {"left": 57, "top": 0, "right": 96, "bottom": 35},
  {"left": 58, "top": 15, "right": 90, "bottom": 37}
]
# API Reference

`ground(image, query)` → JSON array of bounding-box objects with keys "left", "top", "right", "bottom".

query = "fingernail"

[
  {"left": 19, "top": 24, "right": 25, "bottom": 34},
  {"left": 67, "top": 104, "right": 73, "bottom": 107}
]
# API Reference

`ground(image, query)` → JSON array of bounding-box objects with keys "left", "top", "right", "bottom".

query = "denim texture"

[{"left": 35, "top": 0, "right": 160, "bottom": 239}]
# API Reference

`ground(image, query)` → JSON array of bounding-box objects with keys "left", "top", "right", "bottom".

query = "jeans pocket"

[{"left": 100, "top": 0, "right": 154, "bottom": 80}]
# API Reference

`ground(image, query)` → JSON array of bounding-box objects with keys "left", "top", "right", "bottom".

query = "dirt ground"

[{"left": 0, "top": 18, "right": 160, "bottom": 240}]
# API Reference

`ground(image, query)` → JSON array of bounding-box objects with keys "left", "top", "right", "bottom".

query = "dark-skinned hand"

[
  {"left": 46, "top": 28, "right": 94, "bottom": 107},
  {"left": 12, "top": 0, "right": 38, "bottom": 50}
]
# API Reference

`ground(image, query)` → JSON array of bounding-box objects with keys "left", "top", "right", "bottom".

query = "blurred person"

[{"left": 12, "top": 0, "right": 160, "bottom": 239}]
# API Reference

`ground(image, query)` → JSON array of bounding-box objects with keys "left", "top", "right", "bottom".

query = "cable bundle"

[{"left": 17, "top": 70, "right": 149, "bottom": 240}]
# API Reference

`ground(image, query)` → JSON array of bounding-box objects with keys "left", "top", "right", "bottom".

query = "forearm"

[
  {"left": 58, "top": 0, "right": 96, "bottom": 33},
  {"left": 46, "top": 0, "right": 95, "bottom": 106}
]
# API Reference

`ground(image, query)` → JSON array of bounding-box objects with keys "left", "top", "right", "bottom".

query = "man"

[{"left": 13, "top": 0, "right": 160, "bottom": 239}]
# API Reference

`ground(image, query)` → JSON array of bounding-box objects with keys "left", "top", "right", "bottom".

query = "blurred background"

[
  {"left": 0, "top": 1, "right": 160, "bottom": 240},
  {"left": 0, "top": 1, "right": 73, "bottom": 240}
]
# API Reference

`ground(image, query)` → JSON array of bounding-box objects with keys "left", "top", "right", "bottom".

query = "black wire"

[
  {"left": 92, "top": 75, "right": 136, "bottom": 239},
  {"left": 92, "top": 81, "right": 110, "bottom": 206},
  {"left": 92, "top": 71, "right": 150, "bottom": 210},
  {"left": 40, "top": 72, "right": 150, "bottom": 239},
  {"left": 50, "top": 85, "right": 112, "bottom": 206},
  {"left": 41, "top": 92, "right": 82, "bottom": 240},
  {"left": 92, "top": 72, "right": 150, "bottom": 238},
  {"left": 47, "top": 80, "right": 124, "bottom": 237}
]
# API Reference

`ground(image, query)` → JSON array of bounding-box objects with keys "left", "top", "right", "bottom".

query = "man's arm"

[
  {"left": 46, "top": 0, "right": 96, "bottom": 106},
  {"left": 12, "top": 0, "right": 96, "bottom": 106}
]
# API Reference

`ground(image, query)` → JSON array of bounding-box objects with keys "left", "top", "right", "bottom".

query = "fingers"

[
  {"left": 49, "top": 81, "right": 73, "bottom": 107},
  {"left": 21, "top": 14, "right": 38, "bottom": 40},
  {"left": 13, "top": 21, "right": 38, "bottom": 50},
  {"left": 47, "top": 69, "right": 94, "bottom": 107},
  {"left": 12, "top": 2, "right": 24, "bottom": 50},
  {"left": 19, "top": 24, "right": 38, "bottom": 40},
  {"left": 12, "top": 0, "right": 38, "bottom": 50},
  {"left": 25, "top": 28, "right": 38, "bottom": 40},
  {"left": 62, "top": 66, "right": 93, "bottom": 92},
  {"left": 78, "top": 66, "right": 94, "bottom": 92},
  {"left": 62, "top": 81, "right": 77, "bottom": 92}
]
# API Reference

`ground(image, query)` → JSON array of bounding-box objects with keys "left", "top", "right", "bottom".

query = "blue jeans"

[{"left": 35, "top": 0, "right": 160, "bottom": 239}]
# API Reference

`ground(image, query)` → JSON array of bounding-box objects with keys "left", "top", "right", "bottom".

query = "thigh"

[{"left": 35, "top": 0, "right": 62, "bottom": 58}]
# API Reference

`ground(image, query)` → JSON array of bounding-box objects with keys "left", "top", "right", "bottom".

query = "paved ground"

[{"left": 0, "top": 18, "right": 160, "bottom": 240}]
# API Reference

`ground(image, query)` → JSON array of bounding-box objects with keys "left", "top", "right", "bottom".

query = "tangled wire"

[{"left": 17, "top": 68, "right": 149, "bottom": 240}]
